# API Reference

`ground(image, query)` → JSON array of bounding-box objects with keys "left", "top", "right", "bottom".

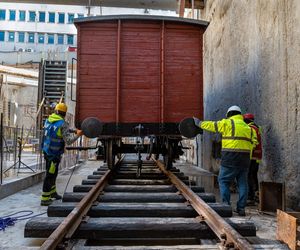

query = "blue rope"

[{"left": 0, "top": 210, "right": 47, "bottom": 231}]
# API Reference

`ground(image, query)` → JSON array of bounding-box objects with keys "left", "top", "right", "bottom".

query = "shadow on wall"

[{"left": 202, "top": 63, "right": 289, "bottom": 203}]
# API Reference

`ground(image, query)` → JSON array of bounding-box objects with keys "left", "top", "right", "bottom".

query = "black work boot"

[
  {"left": 51, "top": 193, "right": 62, "bottom": 200},
  {"left": 234, "top": 209, "right": 246, "bottom": 216},
  {"left": 41, "top": 200, "right": 53, "bottom": 206}
]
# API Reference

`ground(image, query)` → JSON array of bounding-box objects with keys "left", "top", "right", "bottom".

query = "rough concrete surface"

[{"left": 199, "top": 0, "right": 300, "bottom": 209}]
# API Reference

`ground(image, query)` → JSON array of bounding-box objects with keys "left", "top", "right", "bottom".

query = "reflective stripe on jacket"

[
  {"left": 200, "top": 114, "right": 258, "bottom": 154},
  {"left": 248, "top": 122, "right": 262, "bottom": 161},
  {"left": 43, "top": 113, "right": 65, "bottom": 156}
]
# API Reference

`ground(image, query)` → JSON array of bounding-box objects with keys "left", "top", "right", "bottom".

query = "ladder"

[{"left": 37, "top": 60, "right": 67, "bottom": 130}]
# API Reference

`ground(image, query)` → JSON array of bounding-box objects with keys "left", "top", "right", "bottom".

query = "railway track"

[{"left": 25, "top": 156, "right": 287, "bottom": 250}]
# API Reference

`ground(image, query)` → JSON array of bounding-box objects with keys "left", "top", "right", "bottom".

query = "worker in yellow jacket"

[{"left": 194, "top": 105, "right": 258, "bottom": 216}]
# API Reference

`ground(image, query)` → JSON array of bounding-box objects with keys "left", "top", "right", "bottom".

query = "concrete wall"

[
  {"left": 199, "top": 0, "right": 300, "bottom": 209},
  {"left": 0, "top": 76, "right": 38, "bottom": 128}
]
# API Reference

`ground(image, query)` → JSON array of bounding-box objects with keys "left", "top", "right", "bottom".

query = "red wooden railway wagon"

[{"left": 74, "top": 15, "right": 208, "bottom": 170}]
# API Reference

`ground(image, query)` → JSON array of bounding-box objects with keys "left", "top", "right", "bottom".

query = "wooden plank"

[
  {"left": 73, "top": 184, "right": 205, "bottom": 193},
  {"left": 276, "top": 209, "right": 300, "bottom": 250},
  {"left": 73, "top": 245, "right": 219, "bottom": 250},
  {"left": 95, "top": 170, "right": 185, "bottom": 177},
  {"left": 48, "top": 202, "right": 232, "bottom": 218},
  {"left": 62, "top": 192, "right": 215, "bottom": 203},
  {"left": 87, "top": 174, "right": 189, "bottom": 181},
  {"left": 25, "top": 217, "right": 256, "bottom": 239},
  {"left": 81, "top": 179, "right": 196, "bottom": 186}
]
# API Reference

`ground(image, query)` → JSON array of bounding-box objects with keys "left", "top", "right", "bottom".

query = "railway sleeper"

[
  {"left": 24, "top": 217, "right": 256, "bottom": 239},
  {"left": 97, "top": 167, "right": 181, "bottom": 173},
  {"left": 87, "top": 174, "right": 189, "bottom": 181},
  {"left": 81, "top": 179, "right": 196, "bottom": 186},
  {"left": 93, "top": 171, "right": 185, "bottom": 177},
  {"left": 47, "top": 202, "right": 233, "bottom": 217},
  {"left": 62, "top": 192, "right": 216, "bottom": 203},
  {"left": 73, "top": 185, "right": 205, "bottom": 193},
  {"left": 83, "top": 238, "right": 218, "bottom": 247}
]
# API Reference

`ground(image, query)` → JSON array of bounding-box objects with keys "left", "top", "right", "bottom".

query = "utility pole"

[{"left": 87, "top": 0, "right": 91, "bottom": 16}]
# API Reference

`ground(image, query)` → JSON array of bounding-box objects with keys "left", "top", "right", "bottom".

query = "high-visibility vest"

[
  {"left": 200, "top": 114, "right": 258, "bottom": 154},
  {"left": 248, "top": 122, "right": 262, "bottom": 161},
  {"left": 42, "top": 118, "right": 65, "bottom": 156}
]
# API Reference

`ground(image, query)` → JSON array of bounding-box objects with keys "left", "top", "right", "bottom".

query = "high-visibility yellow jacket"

[{"left": 200, "top": 114, "right": 258, "bottom": 154}]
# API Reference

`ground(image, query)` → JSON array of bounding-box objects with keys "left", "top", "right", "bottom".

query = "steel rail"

[
  {"left": 154, "top": 159, "right": 254, "bottom": 250},
  {"left": 40, "top": 156, "right": 124, "bottom": 250}
]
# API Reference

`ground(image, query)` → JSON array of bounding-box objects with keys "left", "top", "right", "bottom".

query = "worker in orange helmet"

[
  {"left": 243, "top": 113, "right": 263, "bottom": 205},
  {"left": 41, "top": 103, "right": 83, "bottom": 206}
]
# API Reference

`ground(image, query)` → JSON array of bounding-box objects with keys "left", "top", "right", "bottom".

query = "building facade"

[{"left": 0, "top": 3, "right": 176, "bottom": 53}]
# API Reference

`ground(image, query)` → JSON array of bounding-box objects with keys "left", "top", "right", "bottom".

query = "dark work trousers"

[
  {"left": 248, "top": 160, "right": 259, "bottom": 201},
  {"left": 41, "top": 154, "right": 61, "bottom": 201}
]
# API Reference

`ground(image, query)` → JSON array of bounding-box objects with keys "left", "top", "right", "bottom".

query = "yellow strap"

[
  {"left": 222, "top": 136, "right": 253, "bottom": 143},
  {"left": 50, "top": 188, "right": 57, "bottom": 194},
  {"left": 49, "top": 162, "right": 56, "bottom": 174},
  {"left": 57, "top": 127, "right": 62, "bottom": 137},
  {"left": 41, "top": 195, "right": 51, "bottom": 201}
]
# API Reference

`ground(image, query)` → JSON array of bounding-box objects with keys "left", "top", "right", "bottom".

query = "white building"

[{"left": 0, "top": 2, "right": 176, "bottom": 53}]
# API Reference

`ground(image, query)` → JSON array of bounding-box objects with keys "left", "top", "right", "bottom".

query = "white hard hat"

[{"left": 227, "top": 105, "right": 242, "bottom": 114}]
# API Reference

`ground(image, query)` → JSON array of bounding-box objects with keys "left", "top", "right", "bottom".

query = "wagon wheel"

[
  {"left": 163, "top": 142, "right": 173, "bottom": 170},
  {"left": 106, "top": 139, "right": 115, "bottom": 170}
]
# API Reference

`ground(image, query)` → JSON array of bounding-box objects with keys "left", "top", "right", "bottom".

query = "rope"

[
  {"left": 63, "top": 161, "right": 76, "bottom": 195},
  {"left": 0, "top": 210, "right": 47, "bottom": 231},
  {"left": 63, "top": 137, "right": 82, "bottom": 195}
]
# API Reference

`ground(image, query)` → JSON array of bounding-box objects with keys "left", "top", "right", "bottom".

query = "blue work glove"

[{"left": 193, "top": 117, "right": 202, "bottom": 127}]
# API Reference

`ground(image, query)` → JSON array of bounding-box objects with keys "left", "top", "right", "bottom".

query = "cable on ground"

[{"left": 0, "top": 210, "right": 47, "bottom": 231}]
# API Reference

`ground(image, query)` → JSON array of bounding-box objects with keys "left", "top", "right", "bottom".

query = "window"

[
  {"left": 58, "top": 13, "right": 64, "bottom": 23},
  {"left": 38, "top": 33, "right": 44, "bottom": 44},
  {"left": 68, "top": 13, "right": 74, "bottom": 23},
  {"left": 0, "top": 9, "right": 5, "bottom": 20},
  {"left": 8, "top": 32, "right": 15, "bottom": 42},
  {"left": 28, "top": 32, "right": 34, "bottom": 43},
  {"left": 57, "top": 34, "right": 64, "bottom": 44},
  {"left": 67, "top": 34, "right": 74, "bottom": 45},
  {"left": 9, "top": 10, "right": 16, "bottom": 21},
  {"left": 19, "top": 10, "right": 25, "bottom": 21},
  {"left": 0, "top": 31, "right": 5, "bottom": 41},
  {"left": 29, "top": 11, "right": 36, "bottom": 22},
  {"left": 48, "top": 34, "right": 54, "bottom": 44},
  {"left": 48, "top": 12, "right": 55, "bottom": 23},
  {"left": 39, "top": 11, "right": 45, "bottom": 22},
  {"left": 77, "top": 13, "right": 84, "bottom": 18},
  {"left": 18, "top": 32, "right": 25, "bottom": 42}
]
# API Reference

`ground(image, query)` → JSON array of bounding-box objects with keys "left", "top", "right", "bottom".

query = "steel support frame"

[{"left": 154, "top": 159, "right": 254, "bottom": 250}]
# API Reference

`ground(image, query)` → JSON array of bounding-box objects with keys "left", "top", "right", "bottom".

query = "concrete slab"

[
  {"left": 0, "top": 159, "right": 102, "bottom": 248},
  {"left": 0, "top": 171, "right": 45, "bottom": 200}
]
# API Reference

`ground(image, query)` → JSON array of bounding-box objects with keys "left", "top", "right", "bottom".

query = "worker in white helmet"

[{"left": 193, "top": 105, "right": 258, "bottom": 216}]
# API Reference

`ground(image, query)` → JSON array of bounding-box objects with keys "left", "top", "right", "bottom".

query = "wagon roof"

[{"left": 74, "top": 15, "right": 209, "bottom": 27}]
